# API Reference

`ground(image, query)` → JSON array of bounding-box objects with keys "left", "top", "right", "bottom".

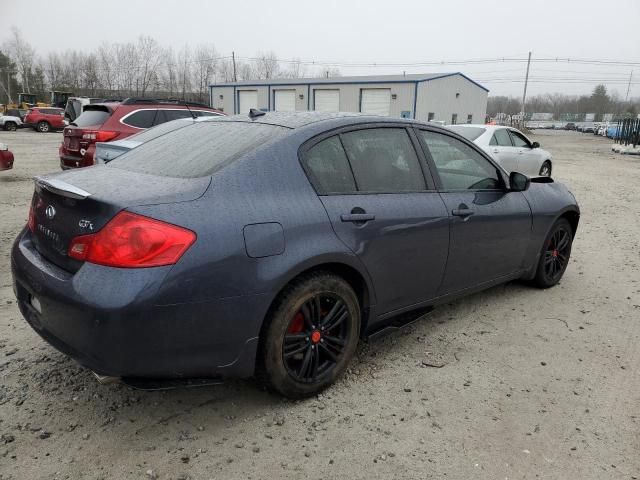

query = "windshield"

[
  {"left": 447, "top": 126, "right": 486, "bottom": 141},
  {"left": 108, "top": 121, "right": 287, "bottom": 178}
]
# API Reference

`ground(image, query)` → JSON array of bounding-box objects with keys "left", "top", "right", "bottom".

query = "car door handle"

[
  {"left": 452, "top": 208, "right": 474, "bottom": 218},
  {"left": 492, "top": 148, "right": 499, "bottom": 154},
  {"left": 341, "top": 213, "right": 375, "bottom": 223}
]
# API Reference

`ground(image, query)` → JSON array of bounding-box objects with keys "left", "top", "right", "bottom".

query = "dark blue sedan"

[{"left": 11, "top": 112, "right": 579, "bottom": 398}]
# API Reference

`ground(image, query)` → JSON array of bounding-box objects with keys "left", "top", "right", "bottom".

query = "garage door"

[
  {"left": 274, "top": 90, "right": 296, "bottom": 112},
  {"left": 238, "top": 90, "right": 258, "bottom": 114},
  {"left": 314, "top": 89, "right": 340, "bottom": 112},
  {"left": 360, "top": 88, "right": 391, "bottom": 116}
]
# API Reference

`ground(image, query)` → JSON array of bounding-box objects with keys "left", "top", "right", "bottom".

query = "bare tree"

[
  {"left": 255, "top": 51, "right": 280, "bottom": 79},
  {"left": 5, "top": 27, "right": 36, "bottom": 93},
  {"left": 136, "top": 36, "right": 163, "bottom": 97},
  {"left": 192, "top": 44, "right": 218, "bottom": 103}
]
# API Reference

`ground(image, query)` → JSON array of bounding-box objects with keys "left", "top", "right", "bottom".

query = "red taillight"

[
  {"left": 81, "top": 130, "right": 118, "bottom": 142},
  {"left": 28, "top": 203, "right": 36, "bottom": 232},
  {"left": 68, "top": 211, "right": 196, "bottom": 268}
]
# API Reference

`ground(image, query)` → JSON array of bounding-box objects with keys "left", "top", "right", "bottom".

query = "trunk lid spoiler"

[{"left": 34, "top": 176, "right": 92, "bottom": 200}]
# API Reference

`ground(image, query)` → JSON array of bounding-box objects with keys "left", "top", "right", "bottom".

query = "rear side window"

[
  {"left": 340, "top": 128, "right": 426, "bottom": 192},
  {"left": 195, "top": 111, "right": 221, "bottom": 117},
  {"left": 72, "top": 108, "right": 111, "bottom": 127},
  {"left": 127, "top": 119, "right": 194, "bottom": 143},
  {"left": 303, "top": 136, "right": 356, "bottom": 194},
  {"left": 123, "top": 109, "right": 157, "bottom": 128},
  {"left": 155, "top": 109, "right": 194, "bottom": 125},
  {"left": 493, "top": 129, "right": 513, "bottom": 146},
  {"left": 108, "top": 122, "right": 286, "bottom": 178},
  {"left": 448, "top": 126, "right": 485, "bottom": 141}
]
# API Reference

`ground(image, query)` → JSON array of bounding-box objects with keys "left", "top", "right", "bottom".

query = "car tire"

[
  {"left": 531, "top": 218, "right": 573, "bottom": 289},
  {"left": 4, "top": 122, "right": 17, "bottom": 131},
  {"left": 37, "top": 121, "right": 50, "bottom": 133},
  {"left": 257, "top": 272, "right": 360, "bottom": 399},
  {"left": 539, "top": 160, "right": 552, "bottom": 177}
]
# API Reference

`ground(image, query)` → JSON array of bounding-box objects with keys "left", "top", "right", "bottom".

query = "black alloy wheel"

[
  {"left": 533, "top": 218, "right": 573, "bottom": 288},
  {"left": 283, "top": 293, "right": 350, "bottom": 383},
  {"left": 258, "top": 272, "right": 360, "bottom": 398}
]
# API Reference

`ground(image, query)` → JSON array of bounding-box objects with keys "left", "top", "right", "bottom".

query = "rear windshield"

[
  {"left": 107, "top": 121, "right": 286, "bottom": 178},
  {"left": 447, "top": 126, "right": 486, "bottom": 141},
  {"left": 72, "top": 107, "right": 111, "bottom": 127}
]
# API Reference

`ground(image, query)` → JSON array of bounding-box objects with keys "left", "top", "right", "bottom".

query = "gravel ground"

[{"left": 0, "top": 129, "right": 638, "bottom": 480}]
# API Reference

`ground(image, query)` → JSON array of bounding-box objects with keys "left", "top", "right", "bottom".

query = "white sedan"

[{"left": 447, "top": 124, "right": 553, "bottom": 177}]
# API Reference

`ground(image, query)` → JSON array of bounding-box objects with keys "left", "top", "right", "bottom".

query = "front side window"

[
  {"left": 493, "top": 128, "right": 513, "bottom": 147},
  {"left": 419, "top": 130, "right": 501, "bottom": 191},
  {"left": 509, "top": 130, "right": 530, "bottom": 148},
  {"left": 340, "top": 128, "right": 426, "bottom": 192},
  {"left": 303, "top": 136, "right": 356, "bottom": 194}
]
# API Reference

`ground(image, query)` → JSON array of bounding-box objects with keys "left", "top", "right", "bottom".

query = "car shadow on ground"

[{"left": 13, "top": 279, "right": 537, "bottom": 440}]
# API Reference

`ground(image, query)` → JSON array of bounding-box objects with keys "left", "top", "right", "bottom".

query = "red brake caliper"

[{"left": 288, "top": 312, "right": 305, "bottom": 334}]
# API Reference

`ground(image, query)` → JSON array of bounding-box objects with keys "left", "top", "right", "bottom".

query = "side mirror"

[
  {"left": 531, "top": 141, "right": 540, "bottom": 148},
  {"left": 509, "top": 171, "right": 530, "bottom": 192}
]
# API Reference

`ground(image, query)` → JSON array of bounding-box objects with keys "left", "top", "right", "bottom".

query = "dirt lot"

[{"left": 0, "top": 129, "right": 638, "bottom": 480}]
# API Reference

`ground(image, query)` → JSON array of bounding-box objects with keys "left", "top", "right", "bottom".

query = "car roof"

[{"left": 203, "top": 111, "right": 423, "bottom": 129}]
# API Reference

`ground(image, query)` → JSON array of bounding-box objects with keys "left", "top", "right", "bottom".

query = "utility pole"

[
  {"left": 7, "top": 70, "right": 11, "bottom": 104},
  {"left": 521, "top": 51, "right": 532, "bottom": 122},
  {"left": 232, "top": 51, "right": 237, "bottom": 82},
  {"left": 625, "top": 70, "right": 633, "bottom": 102}
]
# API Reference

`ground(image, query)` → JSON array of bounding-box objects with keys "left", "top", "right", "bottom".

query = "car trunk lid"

[{"left": 30, "top": 167, "right": 210, "bottom": 273}]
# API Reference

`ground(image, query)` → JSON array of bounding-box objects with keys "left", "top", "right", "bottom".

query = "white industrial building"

[{"left": 209, "top": 72, "right": 488, "bottom": 124}]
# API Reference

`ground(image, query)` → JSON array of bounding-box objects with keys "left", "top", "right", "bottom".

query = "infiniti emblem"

[{"left": 45, "top": 205, "right": 56, "bottom": 220}]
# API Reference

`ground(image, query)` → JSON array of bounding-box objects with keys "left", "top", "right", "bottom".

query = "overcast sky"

[{"left": 2, "top": 0, "right": 639, "bottom": 97}]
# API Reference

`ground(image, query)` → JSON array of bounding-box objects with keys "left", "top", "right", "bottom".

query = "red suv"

[
  {"left": 24, "top": 107, "right": 66, "bottom": 132},
  {"left": 59, "top": 98, "right": 224, "bottom": 169}
]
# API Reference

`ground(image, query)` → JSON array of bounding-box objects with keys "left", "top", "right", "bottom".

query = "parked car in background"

[
  {"left": 64, "top": 97, "right": 115, "bottom": 122},
  {"left": 447, "top": 124, "right": 553, "bottom": 176},
  {"left": 12, "top": 112, "right": 580, "bottom": 398},
  {"left": 607, "top": 124, "right": 622, "bottom": 138},
  {"left": 565, "top": 122, "right": 576, "bottom": 130},
  {"left": 0, "top": 142, "right": 14, "bottom": 171},
  {"left": 582, "top": 123, "right": 596, "bottom": 133},
  {"left": 24, "top": 107, "right": 66, "bottom": 132},
  {"left": 94, "top": 117, "right": 202, "bottom": 164},
  {"left": 59, "top": 98, "right": 224, "bottom": 169},
  {"left": 4, "top": 108, "right": 28, "bottom": 121},
  {"left": 0, "top": 114, "right": 23, "bottom": 131}
]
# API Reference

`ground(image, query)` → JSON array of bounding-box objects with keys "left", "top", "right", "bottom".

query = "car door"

[
  {"left": 508, "top": 129, "right": 540, "bottom": 176},
  {"left": 301, "top": 126, "right": 450, "bottom": 317},
  {"left": 487, "top": 128, "right": 520, "bottom": 173},
  {"left": 416, "top": 128, "right": 532, "bottom": 295}
]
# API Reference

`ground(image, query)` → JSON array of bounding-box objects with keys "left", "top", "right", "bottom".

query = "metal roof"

[{"left": 210, "top": 72, "right": 489, "bottom": 92}]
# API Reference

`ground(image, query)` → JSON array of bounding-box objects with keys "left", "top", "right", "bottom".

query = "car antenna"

[
  {"left": 248, "top": 108, "right": 266, "bottom": 120},
  {"left": 183, "top": 101, "right": 197, "bottom": 120}
]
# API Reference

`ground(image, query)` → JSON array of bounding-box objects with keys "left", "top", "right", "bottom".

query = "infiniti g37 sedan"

[{"left": 11, "top": 112, "right": 579, "bottom": 398}]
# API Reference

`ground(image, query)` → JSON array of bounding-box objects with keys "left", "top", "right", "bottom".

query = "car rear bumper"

[
  {"left": 11, "top": 229, "right": 264, "bottom": 379},
  {"left": 59, "top": 145, "right": 94, "bottom": 169}
]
